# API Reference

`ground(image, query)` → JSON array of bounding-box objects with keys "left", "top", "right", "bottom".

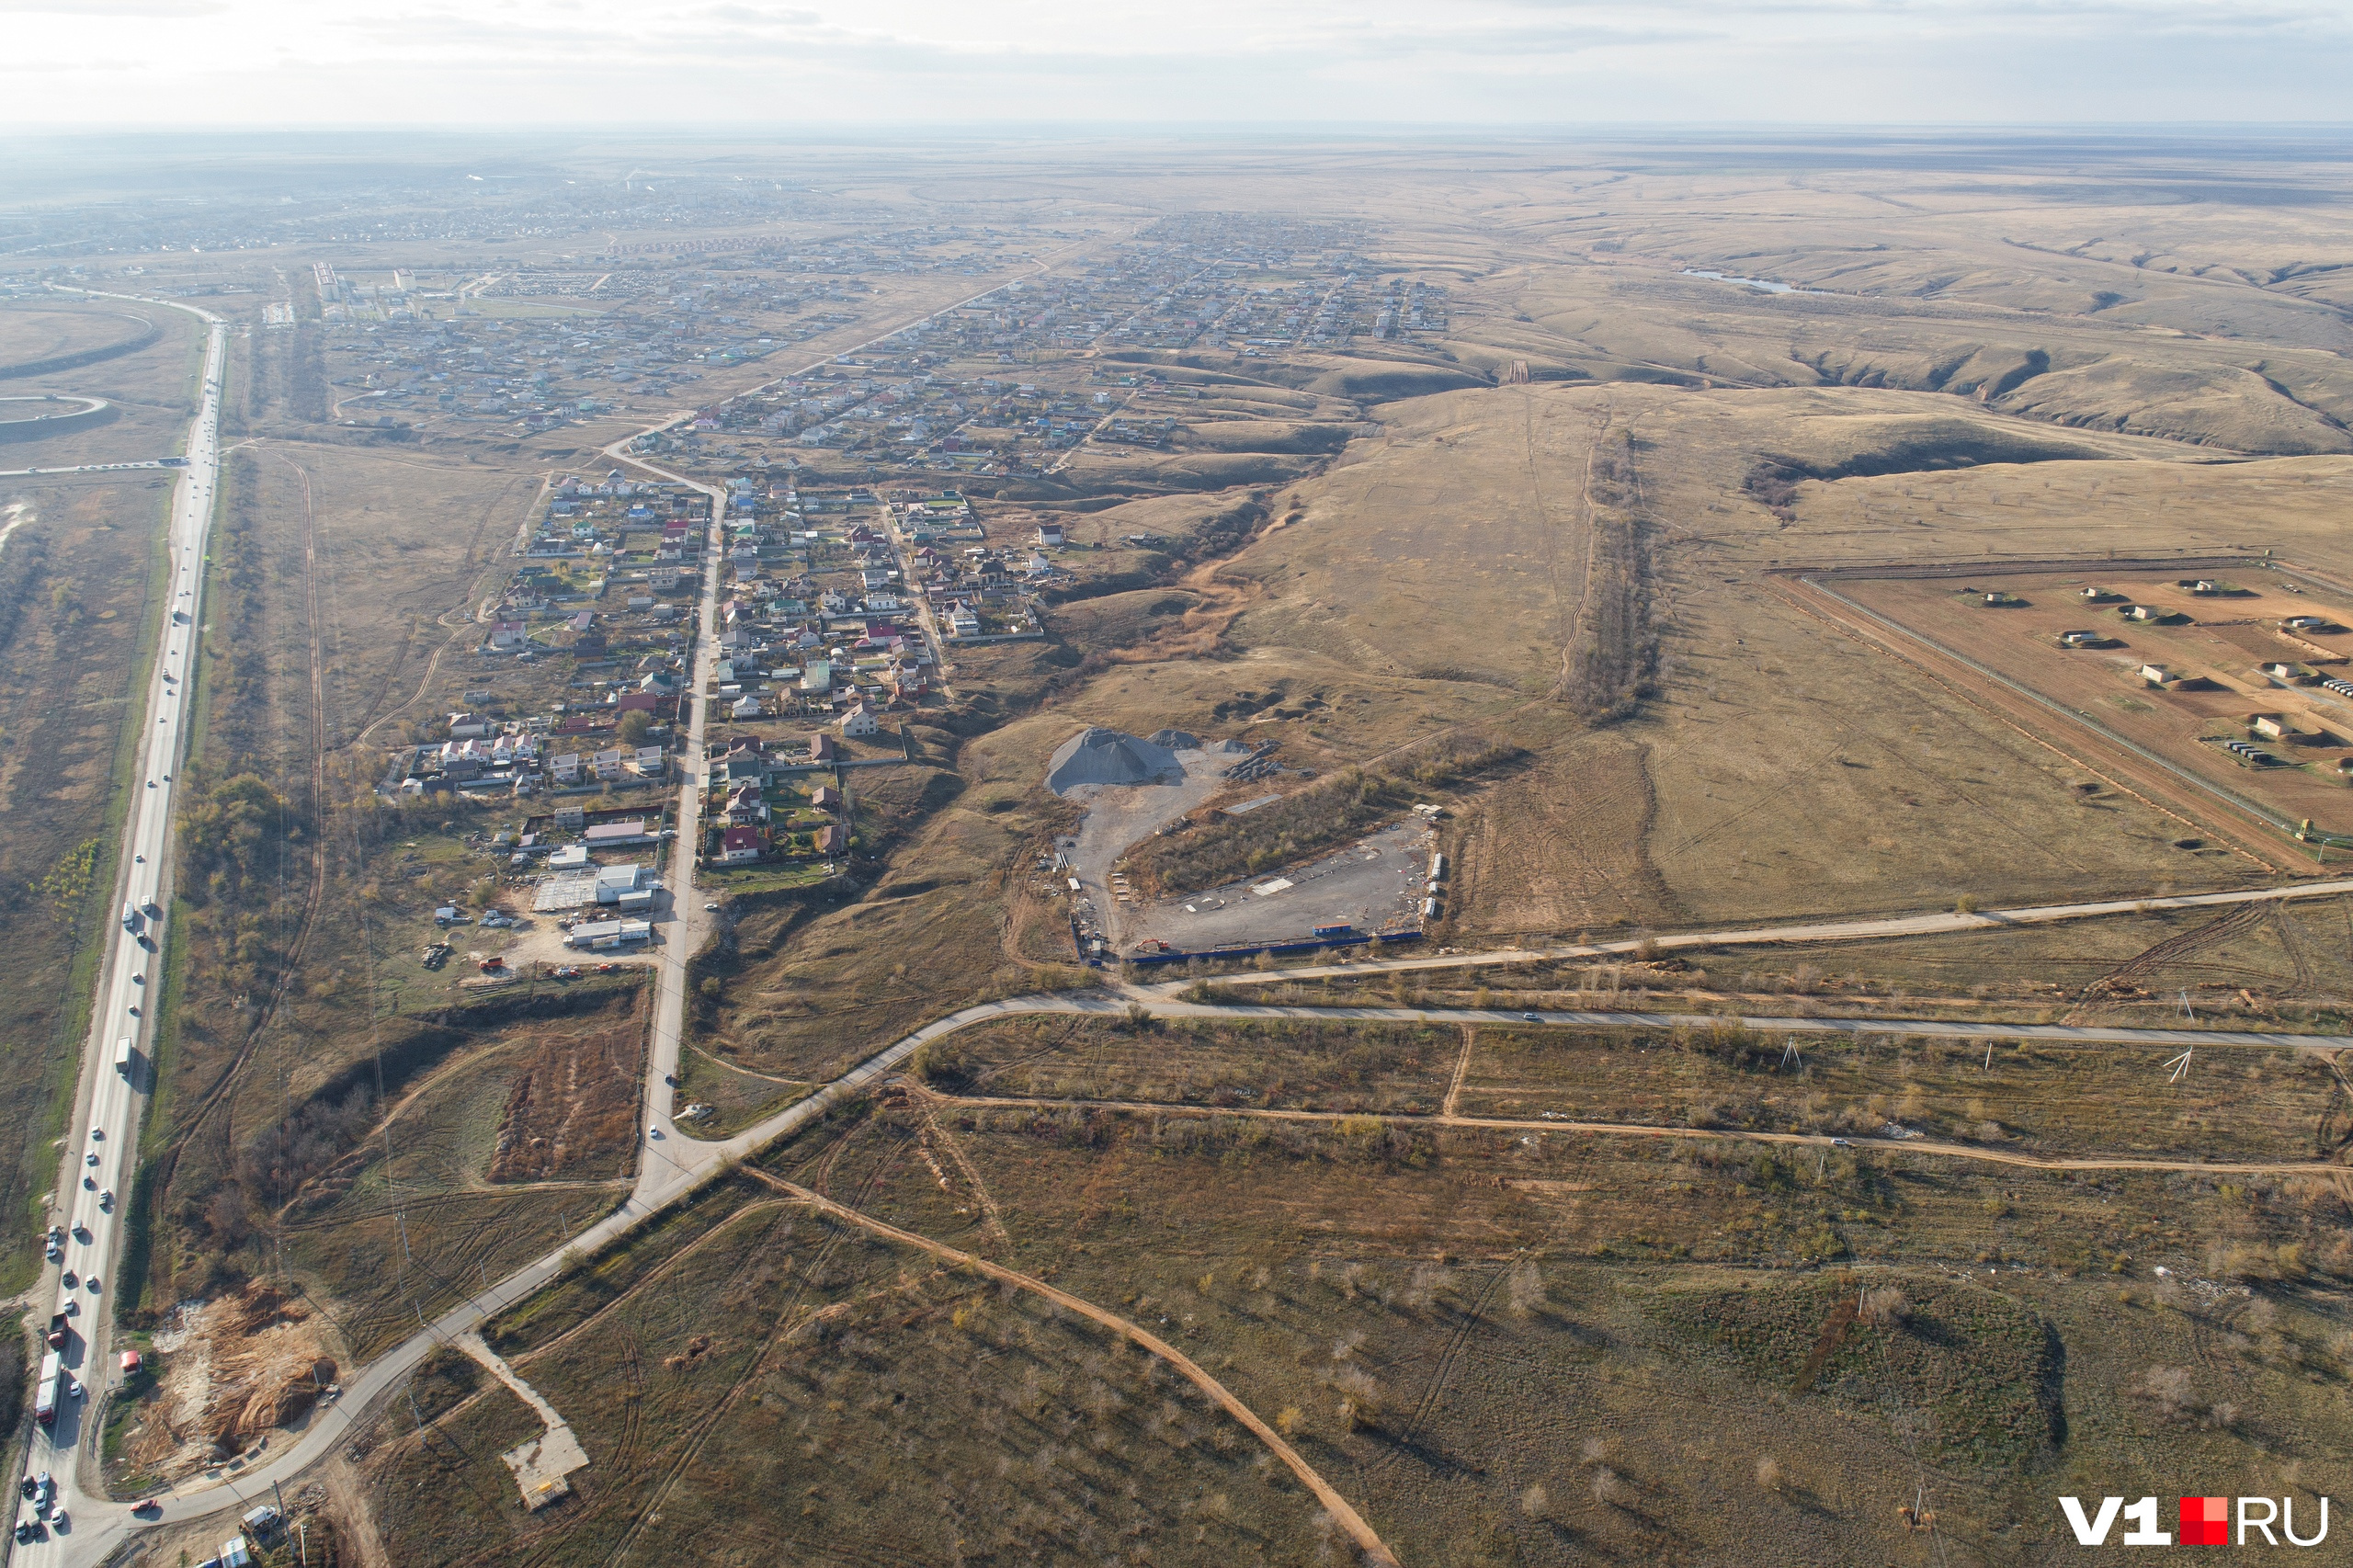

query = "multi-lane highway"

[{"left": 13, "top": 294, "right": 224, "bottom": 1562}]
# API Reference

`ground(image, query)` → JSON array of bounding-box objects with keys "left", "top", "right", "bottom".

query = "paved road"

[
  {"left": 48, "top": 878, "right": 2353, "bottom": 1556},
  {"left": 13, "top": 291, "right": 225, "bottom": 1563},
  {"left": 54, "top": 244, "right": 2353, "bottom": 1554},
  {"left": 33, "top": 253, "right": 1112, "bottom": 1562},
  {"left": 0, "top": 460, "right": 171, "bottom": 479},
  {"left": 1172, "top": 878, "right": 2353, "bottom": 992}
]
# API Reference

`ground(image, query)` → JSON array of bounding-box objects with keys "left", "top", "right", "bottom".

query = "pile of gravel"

[{"left": 1048, "top": 727, "right": 1185, "bottom": 794}]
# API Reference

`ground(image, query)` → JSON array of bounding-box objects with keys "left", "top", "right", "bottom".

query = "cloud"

[{"left": 0, "top": 0, "right": 222, "bottom": 11}]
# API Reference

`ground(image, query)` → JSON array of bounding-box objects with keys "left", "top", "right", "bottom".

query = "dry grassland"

[
  {"left": 0, "top": 301, "right": 158, "bottom": 370},
  {"left": 82, "top": 142, "right": 2353, "bottom": 1557},
  {"left": 692, "top": 1084, "right": 2353, "bottom": 1568},
  {"left": 0, "top": 300, "right": 198, "bottom": 467},
  {"left": 0, "top": 477, "right": 170, "bottom": 1288},
  {"left": 391, "top": 1171, "right": 1336, "bottom": 1568}
]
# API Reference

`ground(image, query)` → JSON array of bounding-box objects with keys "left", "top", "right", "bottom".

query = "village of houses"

[{"left": 381, "top": 465, "right": 1071, "bottom": 961}]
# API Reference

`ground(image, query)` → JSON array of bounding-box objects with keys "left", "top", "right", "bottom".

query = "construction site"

[{"left": 1042, "top": 725, "right": 1423, "bottom": 962}]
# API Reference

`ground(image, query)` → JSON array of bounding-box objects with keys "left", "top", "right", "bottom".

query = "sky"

[{"left": 4, "top": 0, "right": 2351, "bottom": 128}]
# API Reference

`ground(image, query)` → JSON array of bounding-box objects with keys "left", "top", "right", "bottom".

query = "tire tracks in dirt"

[
  {"left": 740, "top": 1165, "right": 1402, "bottom": 1568},
  {"left": 579, "top": 1128, "right": 910, "bottom": 1568},
  {"left": 1367, "top": 1253, "right": 1515, "bottom": 1477},
  {"left": 154, "top": 447, "right": 333, "bottom": 1224},
  {"left": 930, "top": 1088, "right": 2343, "bottom": 1177}
]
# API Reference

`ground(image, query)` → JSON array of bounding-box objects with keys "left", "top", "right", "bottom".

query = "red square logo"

[{"left": 2181, "top": 1495, "right": 2229, "bottom": 1546}]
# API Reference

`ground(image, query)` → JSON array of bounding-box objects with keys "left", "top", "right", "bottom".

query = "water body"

[{"left": 1679, "top": 268, "right": 1818, "bottom": 294}]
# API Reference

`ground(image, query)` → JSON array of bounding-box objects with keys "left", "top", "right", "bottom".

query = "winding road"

[{"left": 32, "top": 269, "right": 2353, "bottom": 1562}]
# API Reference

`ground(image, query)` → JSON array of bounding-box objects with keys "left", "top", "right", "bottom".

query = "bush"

[{"left": 1126, "top": 733, "right": 1522, "bottom": 896}]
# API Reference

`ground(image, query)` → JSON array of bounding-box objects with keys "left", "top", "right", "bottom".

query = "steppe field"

[{"left": 12, "top": 133, "right": 2353, "bottom": 1566}]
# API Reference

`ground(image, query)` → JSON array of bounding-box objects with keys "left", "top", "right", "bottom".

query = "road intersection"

[{"left": 29, "top": 269, "right": 2353, "bottom": 1562}]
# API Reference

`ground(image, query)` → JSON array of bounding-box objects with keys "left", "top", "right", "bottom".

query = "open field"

[
  {"left": 1833, "top": 562, "right": 2353, "bottom": 837},
  {"left": 0, "top": 299, "right": 197, "bottom": 467},
  {"left": 0, "top": 476, "right": 172, "bottom": 1290},
  {"left": 22, "top": 134, "right": 2353, "bottom": 1561}
]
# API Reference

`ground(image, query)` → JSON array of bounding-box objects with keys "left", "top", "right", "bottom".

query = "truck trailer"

[{"left": 33, "top": 1351, "right": 61, "bottom": 1425}]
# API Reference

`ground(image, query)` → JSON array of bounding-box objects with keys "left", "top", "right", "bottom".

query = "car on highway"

[
  {"left": 60, "top": 1269, "right": 75, "bottom": 1288},
  {"left": 14, "top": 1511, "right": 37, "bottom": 1543},
  {"left": 84, "top": 1152, "right": 97, "bottom": 1166},
  {"left": 89, "top": 1127, "right": 102, "bottom": 1142},
  {"left": 703, "top": 902, "right": 721, "bottom": 912},
  {"left": 1522, "top": 1013, "right": 1542, "bottom": 1022},
  {"left": 82, "top": 1278, "right": 97, "bottom": 1295},
  {"left": 99, "top": 1189, "right": 113, "bottom": 1209},
  {"left": 17, "top": 1477, "right": 34, "bottom": 1501},
  {"left": 1831, "top": 1138, "right": 1852, "bottom": 1147}
]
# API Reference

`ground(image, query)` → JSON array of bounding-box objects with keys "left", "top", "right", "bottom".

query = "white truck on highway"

[
  {"left": 32, "top": 1351, "right": 60, "bottom": 1426},
  {"left": 115, "top": 1038, "right": 132, "bottom": 1074},
  {"left": 121, "top": 902, "right": 142, "bottom": 934}
]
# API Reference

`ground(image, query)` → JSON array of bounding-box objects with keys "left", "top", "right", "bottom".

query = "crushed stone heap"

[{"left": 1048, "top": 727, "right": 1185, "bottom": 794}]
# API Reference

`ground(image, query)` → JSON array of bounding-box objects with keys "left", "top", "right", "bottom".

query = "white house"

[{"left": 839, "top": 703, "right": 881, "bottom": 738}]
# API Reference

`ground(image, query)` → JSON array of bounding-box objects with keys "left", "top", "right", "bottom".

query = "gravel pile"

[{"left": 1048, "top": 727, "right": 1185, "bottom": 794}]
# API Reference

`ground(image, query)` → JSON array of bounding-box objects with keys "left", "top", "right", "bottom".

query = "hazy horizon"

[{"left": 6, "top": 0, "right": 2352, "bottom": 130}]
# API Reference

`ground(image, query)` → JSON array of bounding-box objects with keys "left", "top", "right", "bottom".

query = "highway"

[
  {"left": 13, "top": 292, "right": 224, "bottom": 1562},
  {"left": 19, "top": 255, "right": 1116, "bottom": 1565},
  {"left": 41, "top": 249, "right": 2353, "bottom": 1559},
  {"left": 0, "top": 460, "right": 173, "bottom": 480}
]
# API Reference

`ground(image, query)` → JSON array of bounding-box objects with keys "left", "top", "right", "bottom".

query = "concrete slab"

[{"left": 458, "top": 1332, "right": 590, "bottom": 1510}]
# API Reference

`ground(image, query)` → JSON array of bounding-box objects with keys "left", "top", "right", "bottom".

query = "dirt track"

[
  {"left": 927, "top": 1088, "right": 2341, "bottom": 1177},
  {"left": 742, "top": 1166, "right": 1403, "bottom": 1568}
]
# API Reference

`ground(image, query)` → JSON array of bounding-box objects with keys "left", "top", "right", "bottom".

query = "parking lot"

[{"left": 1125, "top": 820, "right": 1434, "bottom": 956}]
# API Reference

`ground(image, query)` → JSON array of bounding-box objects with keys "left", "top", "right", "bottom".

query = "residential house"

[
  {"left": 592, "top": 748, "right": 628, "bottom": 780},
  {"left": 631, "top": 745, "right": 667, "bottom": 778},
  {"left": 839, "top": 703, "right": 881, "bottom": 739},
  {"left": 447, "top": 712, "right": 490, "bottom": 739},
  {"left": 489, "top": 620, "right": 528, "bottom": 652},
  {"left": 814, "top": 824, "right": 848, "bottom": 856},
  {"left": 1036, "top": 523, "right": 1065, "bottom": 547},
  {"left": 551, "top": 753, "right": 584, "bottom": 784},
  {"left": 810, "top": 785, "right": 844, "bottom": 811},
  {"left": 725, "top": 784, "right": 767, "bottom": 824},
  {"left": 720, "top": 825, "right": 766, "bottom": 864},
  {"left": 810, "top": 733, "right": 838, "bottom": 763},
  {"left": 732, "top": 694, "right": 765, "bottom": 720}
]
